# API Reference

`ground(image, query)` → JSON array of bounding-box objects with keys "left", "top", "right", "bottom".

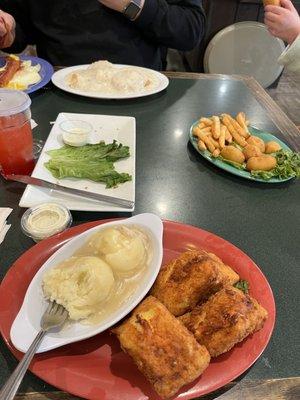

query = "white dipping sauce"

[{"left": 21, "top": 203, "right": 72, "bottom": 242}]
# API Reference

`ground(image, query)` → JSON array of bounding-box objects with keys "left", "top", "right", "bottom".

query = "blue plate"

[
  {"left": 0, "top": 55, "right": 54, "bottom": 94},
  {"left": 189, "top": 123, "right": 293, "bottom": 183}
]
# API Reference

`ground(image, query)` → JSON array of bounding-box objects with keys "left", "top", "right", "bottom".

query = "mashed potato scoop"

[
  {"left": 43, "top": 256, "right": 115, "bottom": 321},
  {"left": 88, "top": 226, "right": 150, "bottom": 276}
]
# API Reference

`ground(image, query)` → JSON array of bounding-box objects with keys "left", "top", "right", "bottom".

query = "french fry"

[
  {"left": 245, "top": 120, "right": 250, "bottom": 126},
  {"left": 192, "top": 126, "right": 201, "bottom": 137},
  {"left": 197, "top": 122, "right": 206, "bottom": 129},
  {"left": 201, "top": 127, "right": 212, "bottom": 133},
  {"left": 236, "top": 112, "right": 247, "bottom": 129},
  {"left": 236, "top": 112, "right": 250, "bottom": 137},
  {"left": 202, "top": 135, "right": 215, "bottom": 153},
  {"left": 209, "top": 135, "right": 220, "bottom": 148},
  {"left": 193, "top": 126, "right": 211, "bottom": 138},
  {"left": 200, "top": 117, "right": 213, "bottom": 127},
  {"left": 221, "top": 115, "right": 247, "bottom": 147},
  {"left": 212, "top": 116, "right": 221, "bottom": 139},
  {"left": 198, "top": 140, "right": 206, "bottom": 151},
  {"left": 225, "top": 113, "right": 248, "bottom": 138},
  {"left": 238, "top": 112, "right": 246, "bottom": 123},
  {"left": 234, "top": 131, "right": 247, "bottom": 147},
  {"left": 225, "top": 128, "right": 233, "bottom": 143},
  {"left": 212, "top": 149, "right": 220, "bottom": 158},
  {"left": 198, "top": 130, "right": 212, "bottom": 141},
  {"left": 230, "top": 129, "right": 247, "bottom": 147},
  {"left": 219, "top": 125, "right": 226, "bottom": 148}
]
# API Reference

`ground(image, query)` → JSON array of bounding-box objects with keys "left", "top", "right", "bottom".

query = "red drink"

[{"left": 0, "top": 90, "right": 34, "bottom": 176}]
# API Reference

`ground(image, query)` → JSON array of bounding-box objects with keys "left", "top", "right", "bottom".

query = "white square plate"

[{"left": 19, "top": 113, "right": 135, "bottom": 211}]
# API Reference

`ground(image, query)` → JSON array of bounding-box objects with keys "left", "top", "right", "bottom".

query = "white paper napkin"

[
  {"left": 31, "top": 119, "right": 38, "bottom": 129},
  {"left": 0, "top": 208, "right": 12, "bottom": 245}
]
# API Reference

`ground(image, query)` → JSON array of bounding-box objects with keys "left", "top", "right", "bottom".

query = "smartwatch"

[{"left": 123, "top": 0, "right": 143, "bottom": 21}]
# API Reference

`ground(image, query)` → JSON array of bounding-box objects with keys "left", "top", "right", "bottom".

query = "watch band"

[{"left": 123, "top": 0, "right": 142, "bottom": 21}]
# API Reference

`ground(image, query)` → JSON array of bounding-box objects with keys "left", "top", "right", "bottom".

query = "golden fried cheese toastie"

[
  {"left": 113, "top": 296, "right": 210, "bottom": 399},
  {"left": 151, "top": 250, "right": 239, "bottom": 316},
  {"left": 179, "top": 286, "right": 268, "bottom": 357}
]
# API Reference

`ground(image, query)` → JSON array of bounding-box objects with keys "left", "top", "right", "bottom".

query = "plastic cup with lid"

[{"left": 0, "top": 89, "right": 34, "bottom": 176}]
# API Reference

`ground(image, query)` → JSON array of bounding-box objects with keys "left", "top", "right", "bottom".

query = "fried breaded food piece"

[
  {"left": 207, "top": 252, "right": 241, "bottom": 284},
  {"left": 113, "top": 296, "right": 210, "bottom": 399},
  {"left": 179, "top": 287, "right": 268, "bottom": 357},
  {"left": 151, "top": 250, "right": 239, "bottom": 316}
]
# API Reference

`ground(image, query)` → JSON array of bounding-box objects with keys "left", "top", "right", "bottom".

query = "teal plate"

[{"left": 189, "top": 123, "right": 293, "bottom": 183}]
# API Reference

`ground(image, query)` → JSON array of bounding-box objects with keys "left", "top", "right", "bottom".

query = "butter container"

[
  {"left": 21, "top": 203, "right": 72, "bottom": 242},
  {"left": 60, "top": 120, "right": 93, "bottom": 147}
]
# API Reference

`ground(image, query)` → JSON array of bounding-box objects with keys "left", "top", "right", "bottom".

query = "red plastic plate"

[{"left": 0, "top": 219, "right": 275, "bottom": 400}]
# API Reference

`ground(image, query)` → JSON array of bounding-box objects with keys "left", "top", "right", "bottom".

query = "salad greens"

[
  {"left": 45, "top": 140, "right": 132, "bottom": 188},
  {"left": 46, "top": 140, "right": 130, "bottom": 162},
  {"left": 251, "top": 150, "right": 300, "bottom": 180},
  {"left": 230, "top": 142, "right": 243, "bottom": 152},
  {"left": 217, "top": 155, "right": 247, "bottom": 171},
  {"left": 217, "top": 149, "right": 300, "bottom": 181},
  {"left": 234, "top": 280, "right": 250, "bottom": 294}
]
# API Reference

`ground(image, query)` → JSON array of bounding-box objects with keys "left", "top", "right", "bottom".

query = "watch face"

[{"left": 124, "top": 2, "right": 141, "bottom": 20}]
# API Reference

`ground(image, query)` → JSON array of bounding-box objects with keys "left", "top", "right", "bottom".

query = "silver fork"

[{"left": 0, "top": 301, "right": 68, "bottom": 400}]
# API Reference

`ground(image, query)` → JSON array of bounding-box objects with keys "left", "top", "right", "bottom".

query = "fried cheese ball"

[
  {"left": 246, "top": 155, "right": 277, "bottom": 171},
  {"left": 179, "top": 287, "right": 268, "bottom": 357},
  {"left": 220, "top": 145, "right": 245, "bottom": 164},
  {"left": 113, "top": 296, "right": 210, "bottom": 399},
  {"left": 246, "top": 136, "right": 266, "bottom": 153},
  {"left": 265, "top": 141, "right": 282, "bottom": 154},
  {"left": 243, "top": 144, "right": 262, "bottom": 160},
  {"left": 151, "top": 250, "right": 239, "bottom": 316}
]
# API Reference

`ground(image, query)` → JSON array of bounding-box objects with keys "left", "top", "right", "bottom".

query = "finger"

[
  {"left": 264, "top": 17, "right": 272, "bottom": 28},
  {"left": 265, "top": 20, "right": 280, "bottom": 30},
  {"left": 267, "top": 26, "right": 280, "bottom": 37},
  {"left": 268, "top": 28, "right": 277, "bottom": 36},
  {"left": 0, "top": 11, "right": 15, "bottom": 31},
  {"left": 0, "top": 20, "right": 7, "bottom": 37},
  {"left": 265, "top": 6, "right": 281, "bottom": 14},
  {"left": 280, "top": 0, "right": 295, "bottom": 11},
  {"left": 264, "top": 12, "right": 281, "bottom": 22}
]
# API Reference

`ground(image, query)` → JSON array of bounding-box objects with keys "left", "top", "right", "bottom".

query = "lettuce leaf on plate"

[
  {"left": 234, "top": 280, "right": 250, "bottom": 294},
  {"left": 217, "top": 155, "right": 247, "bottom": 170},
  {"left": 47, "top": 140, "right": 130, "bottom": 162},
  {"left": 45, "top": 141, "right": 132, "bottom": 188},
  {"left": 251, "top": 150, "right": 300, "bottom": 180}
]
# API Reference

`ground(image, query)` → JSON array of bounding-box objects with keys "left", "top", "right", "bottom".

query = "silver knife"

[{"left": 5, "top": 174, "right": 134, "bottom": 209}]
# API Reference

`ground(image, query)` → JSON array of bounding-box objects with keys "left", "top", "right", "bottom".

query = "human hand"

[
  {"left": 0, "top": 10, "right": 15, "bottom": 49},
  {"left": 264, "top": 0, "right": 300, "bottom": 44},
  {"left": 98, "top": 0, "right": 130, "bottom": 13},
  {"left": 0, "top": 10, "right": 15, "bottom": 48}
]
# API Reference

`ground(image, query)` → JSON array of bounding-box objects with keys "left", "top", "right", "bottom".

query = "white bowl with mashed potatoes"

[{"left": 11, "top": 213, "right": 163, "bottom": 353}]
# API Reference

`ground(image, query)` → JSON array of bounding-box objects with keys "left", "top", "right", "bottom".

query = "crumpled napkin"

[
  {"left": 31, "top": 119, "right": 38, "bottom": 129},
  {"left": 0, "top": 208, "right": 12, "bottom": 245}
]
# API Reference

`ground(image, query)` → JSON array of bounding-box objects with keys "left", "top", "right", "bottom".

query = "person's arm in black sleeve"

[
  {"left": 133, "top": 0, "right": 205, "bottom": 51},
  {"left": 0, "top": 0, "right": 34, "bottom": 53}
]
